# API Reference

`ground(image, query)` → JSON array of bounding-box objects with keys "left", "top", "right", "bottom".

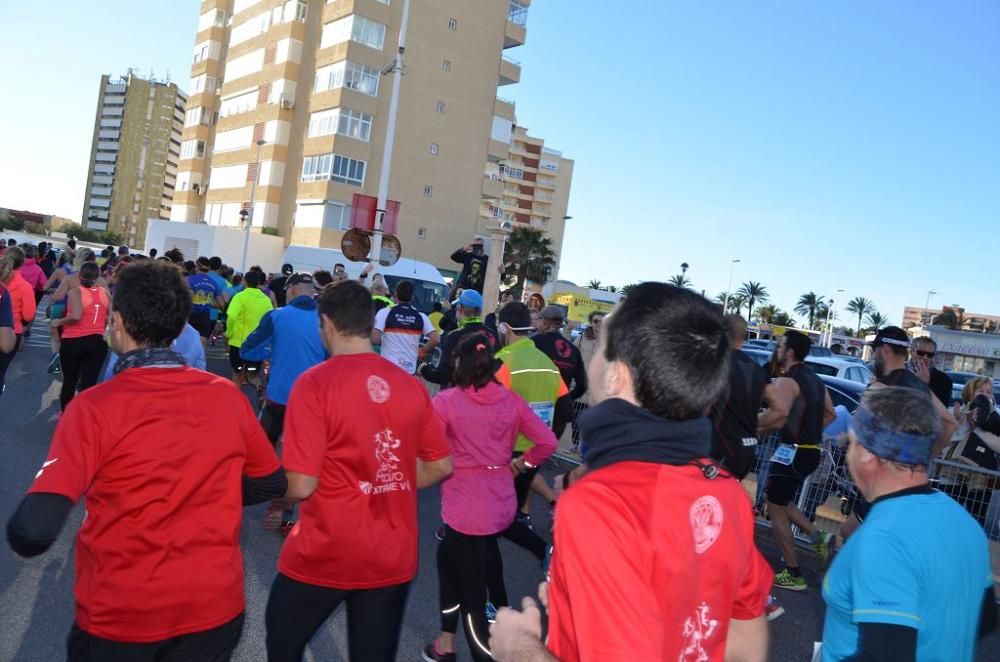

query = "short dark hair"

[
  {"left": 452, "top": 332, "right": 498, "bottom": 389},
  {"left": 148, "top": 248, "right": 158, "bottom": 258},
  {"left": 318, "top": 280, "right": 374, "bottom": 338},
  {"left": 498, "top": 302, "right": 532, "bottom": 331},
  {"left": 6, "top": 246, "right": 25, "bottom": 269},
  {"left": 196, "top": 256, "right": 210, "bottom": 271},
  {"left": 313, "top": 270, "right": 333, "bottom": 286},
  {"left": 67, "top": 239, "right": 77, "bottom": 249},
  {"left": 112, "top": 261, "right": 191, "bottom": 347},
  {"left": 79, "top": 262, "right": 101, "bottom": 287},
  {"left": 243, "top": 269, "right": 262, "bottom": 287},
  {"left": 395, "top": 280, "right": 415, "bottom": 303},
  {"left": 433, "top": 301, "right": 443, "bottom": 313},
  {"left": 588, "top": 310, "right": 605, "bottom": 324},
  {"left": 783, "top": 330, "right": 811, "bottom": 362},
  {"left": 209, "top": 256, "right": 222, "bottom": 270},
  {"left": 724, "top": 314, "right": 747, "bottom": 344},
  {"left": 334, "top": 263, "right": 346, "bottom": 271},
  {"left": 603, "top": 283, "right": 729, "bottom": 420},
  {"left": 164, "top": 247, "right": 183, "bottom": 264},
  {"left": 912, "top": 336, "right": 936, "bottom": 350}
]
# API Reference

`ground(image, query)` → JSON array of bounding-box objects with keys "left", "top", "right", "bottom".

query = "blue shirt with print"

[
  {"left": 207, "top": 272, "right": 228, "bottom": 321},
  {"left": 187, "top": 273, "right": 220, "bottom": 315},
  {"left": 822, "top": 488, "right": 992, "bottom": 661}
]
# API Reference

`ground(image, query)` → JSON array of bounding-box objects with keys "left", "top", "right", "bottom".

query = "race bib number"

[
  {"left": 770, "top": 444, "right": 797, "bottom": 466},
  {"left": 530, "top": 402, "right": 555, "bottom": 428}
]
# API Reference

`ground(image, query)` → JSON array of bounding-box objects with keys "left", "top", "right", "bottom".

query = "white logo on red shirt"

[
  {"left": 367, "top": 375, "right": 391, "bottom": 403},
  {"left": 679, "top": 602, "right": 718, "bottom": 662},
  {"left": 357, "top": 428, "right": 412, "bottom": 496},
  {"left": 35, "top": 458, "right": 58, "bottom": 479},
  {"left": 690, "top": 495, "right": 723, "bottom": 554}
]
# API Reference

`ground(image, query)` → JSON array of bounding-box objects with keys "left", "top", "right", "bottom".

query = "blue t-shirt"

[
  {"left": 207, "top": 272, "right": 228, "bottom": 321},
  {"left": 187, "top": 273, "right": 220, "bottom": 315},
  {"left": 822, "top": 488, "right": 992, "bottom": 662},
  {"left": 102, "top": 323, "right": 207, "bottom": 382}
]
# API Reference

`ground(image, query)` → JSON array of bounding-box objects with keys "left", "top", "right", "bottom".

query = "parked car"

[
  {"left": 819, "top": 374, "right": 866, "bottom": 412},
  {"left": 807, "top": 345, "right": 834, "bottom": 358},
  {"left": 805, "top": 357, "right": 873, "bottom": 384},
  {"left": 946, "top": 371, "right": 1000, "bottom": 405}
]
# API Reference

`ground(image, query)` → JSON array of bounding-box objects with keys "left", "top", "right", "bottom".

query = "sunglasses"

[{"left": 913, "top": 350, "right": 935, "bottom": 358}]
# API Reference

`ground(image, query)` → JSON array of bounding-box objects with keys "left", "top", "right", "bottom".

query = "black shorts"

[
  {"left": 68, "top": 613, "right": 243, "bottom": 662},
  {"left": 229, "top": 346, "right": 262, "bottom": 374},
  {"left": 766, "top": 447, "right": 821, "bottom": 506},
  {"left": 189, "top": 312, "right": 214, "bottom": 339}
]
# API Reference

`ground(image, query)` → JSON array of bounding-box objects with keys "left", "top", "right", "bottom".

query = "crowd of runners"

[{"left": 1, "top": 237, "right": 998, "bottom": 661}]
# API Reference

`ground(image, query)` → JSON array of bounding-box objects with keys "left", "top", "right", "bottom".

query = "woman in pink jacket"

[{"left": 423, "top": 333, "right": 558, "bottom": 662}]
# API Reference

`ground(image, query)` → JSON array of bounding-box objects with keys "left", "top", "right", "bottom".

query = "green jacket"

[
  {"left": 496, "top": 338, "right": 567, "bottom": 452},
  {"left": 226, "top": 287, "right": 273, "bottom": 348}
]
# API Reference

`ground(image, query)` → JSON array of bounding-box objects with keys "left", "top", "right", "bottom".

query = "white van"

[{"left": 280, "top": 245, "right": 449, "bottom": 314}]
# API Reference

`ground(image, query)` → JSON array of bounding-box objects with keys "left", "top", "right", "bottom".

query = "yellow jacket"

[{"left": 225, "top": 287, "right": 273, "bottom": 348}]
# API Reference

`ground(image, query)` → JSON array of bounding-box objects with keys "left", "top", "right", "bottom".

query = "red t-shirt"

[
  {"left": 28, "top": 367, "right": 281, "bottom": 642},
  {"left": 547, "top": 461, "right": 772, "bottom": 661},
  {"left": 278, "top": 353, "right": 450, "bottom": 589}
]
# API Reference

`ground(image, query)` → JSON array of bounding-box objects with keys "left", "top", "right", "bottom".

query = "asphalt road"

[{"left": 1, "top": 311, "right": 998, "bottom": 661}]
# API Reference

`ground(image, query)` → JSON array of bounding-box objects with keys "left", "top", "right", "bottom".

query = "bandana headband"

[{"left": 850, "top": 403, "right": 935, "bottom": 466}]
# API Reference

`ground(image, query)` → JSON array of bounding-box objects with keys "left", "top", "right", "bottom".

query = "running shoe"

[
  {"left": 765, "top": 595, "right": 785, "bottom": 621},
  {"left": 47, "top": 353, "right": 61, "bottom": 374},
  {"left": 813, "top": 530, "right": 834, "bottom": 568},
  {"left": 485, "top": 601, "right": 498, "bottom": 624},
  {"left": 773, "top": 568, "right": 807, "bottom": 591},
  {"left": 279, "top": 520, "right": 296, "bottom": 537},
  {"left": 421, "top": 642, "right": 456, "bottom": 662}
]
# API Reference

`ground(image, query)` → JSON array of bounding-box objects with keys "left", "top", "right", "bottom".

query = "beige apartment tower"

[
  {"left": 173, "top": 0, "right": 572, "bottom": 277},
  {"left": 82, "top": 73, "right": 187, "bottom": 245}
]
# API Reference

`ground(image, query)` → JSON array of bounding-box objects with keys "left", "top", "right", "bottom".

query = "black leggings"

[
  {"left": 0, "top": 334, "right": 19, "bottom": 397},
  {"left": 60, "top": 335, "right": 108, "bottom": 410},
  {"left": 438, "top": 526, "right": 498, "bottom": 662},
  {"left": 265, "top": 573, "right": 410, "bottom": 662},
  {"left": 262, "top": 401, "right": 287, "bottom": 446},
  {"left": 68, "top": 613, "right": 244, "bottom": 661}
]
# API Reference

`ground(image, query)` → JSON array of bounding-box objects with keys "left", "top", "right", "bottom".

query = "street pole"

[
  {"left": 826, "top": 289, "right": 844, "bottom": 347},
  {"left": 924, "top": 289, "right": 938, "bottom": 326},
  {"left": 370, "top": 0, "right": 411, "bottom": 265},
  {"left": 481, "top": 224, "right": 511, "bottom": 318},
  {"left": 722, "top": 258, "right": 740, "bottom": 313},
  {"left": 240, "top": 139, "right": 265, "bottom": 273}
]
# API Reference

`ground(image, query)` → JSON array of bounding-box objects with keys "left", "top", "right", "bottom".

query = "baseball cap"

[
  {"left": 456, "top": 289, "right": 483, "bottom": 309},
  {"left": 286, "top": 272, "right": 316, "bottom": 289},
  {"left": 850, "top": 401, "right": 936, "bottom": 466},
  {"left": 870, "top": 326, "right": 910, "bottom": 349},
  {"left": 281, "top": 262, "right": 294, "bottom": 275},
  {"left": 539, "top": 305, "right": 565, "bottom": 323}
]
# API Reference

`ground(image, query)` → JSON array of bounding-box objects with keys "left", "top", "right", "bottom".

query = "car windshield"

[
  {"left": 805, "top": 361, "right": 838, "bottom": 377},
  {"left": 383, "top": 276, "right": 449, "bottom": 314}
]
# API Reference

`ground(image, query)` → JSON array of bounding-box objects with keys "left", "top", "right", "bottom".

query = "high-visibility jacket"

[
  {"left": 495, "top": 338, "right": 568, "bottom": 452},
  {"left": 225, "top": 287, "right": 273, "bottom": 348}
]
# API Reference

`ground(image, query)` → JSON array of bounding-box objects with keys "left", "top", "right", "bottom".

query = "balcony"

[
  {"left": 487, "top": 138, "right": 510, "bottom": 163},
  {"left": 499, "top": 55, "right": 521, "bottom": 86},
  {"left": 482, "top": 174, "right": 504, "bottom": 199},
  {"left": 504, "top": 19, "right": 526, "bottom": 48},
  {"left": 494, "top": 96, "right": 515, "bottom": 121}
]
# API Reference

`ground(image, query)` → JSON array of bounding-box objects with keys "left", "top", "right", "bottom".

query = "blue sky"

[{"left": 2, "top": 1, "right": 998, "bottom": 325}]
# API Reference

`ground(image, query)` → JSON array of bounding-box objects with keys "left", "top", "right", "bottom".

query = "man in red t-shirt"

[
  {"left": 6, "top": 260, "right": 287, "bottom": 661},
  {"left": 265, "top": 279, "right": 453, "bottom": 662},
  {"left": 490, "top": 283, "right": 772, "bottom": 661}
]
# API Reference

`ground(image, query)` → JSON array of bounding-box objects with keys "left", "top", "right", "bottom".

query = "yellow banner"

[{"left": 549, "top": 293, "right": 617, "bottom": 323}]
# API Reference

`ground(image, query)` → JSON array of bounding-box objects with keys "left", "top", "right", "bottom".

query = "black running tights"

[
  {"left": 59, "top": 335, "right": 108, "bottom": 410},
  {"left": 438, "top": 526, "right": 497, "bottom": 662}
]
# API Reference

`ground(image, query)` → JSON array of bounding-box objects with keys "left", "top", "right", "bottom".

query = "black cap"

[
  {"left": 286, "top": 272, "right": 316, "bottom": 289},
  {"left": 281, "top": 263, "right": 294, "bottom": 275},
  {"left": 539, "top": 305, "right": 565, "bottom": 322},
  {"left": 871, "top": 326, "right": 910, "bottom": 349}
]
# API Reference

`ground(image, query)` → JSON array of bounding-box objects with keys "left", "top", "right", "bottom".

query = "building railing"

[
  {"left": 508, "top": 0, "right": 528, "bottom": 26},
  {"left": 501, "top": 54, "right": 521, "bottom": 67}
]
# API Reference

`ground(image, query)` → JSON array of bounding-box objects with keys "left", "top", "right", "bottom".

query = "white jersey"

[{"left": 374, "top": 304, "right": 435, "bottom": 374}]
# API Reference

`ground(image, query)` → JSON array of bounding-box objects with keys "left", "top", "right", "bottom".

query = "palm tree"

[
  {"left": 932, "top": 310, "right": 960, "bottom": 330},
  {"left": 866, "top": 311, "right": 888, "bottom": 332},
  {"left": 736, "top": 281, "right": 769, "bottom": 320},
  {"left": 772, "top": 311, "right": 796, "bottom": 327},
  {"left": 668, "top": 274, "right": 692, "bottom": 289},
  {"left": 502, "top": 226, "right": 557, "bottom": 298},
  {"left": 846, "top": 297, "right": 876, "bottom": 335},
  {"left": 586, "top": 279, "right": 602, "bottom": 290},
  {"left": 813, "top": 301, "right": 831, "bottom": 330},
  {"left": 620, "top": 283, "right": 639, "bottom": 297},
  {"left": 729, "top": 294, "right": 747, "bottom": 316},
  {"left": 756, "top": 304, "right": 779, "bottom": 324},
  {"left": 794, "top": 292, "right": 825, "bottom": 331}
]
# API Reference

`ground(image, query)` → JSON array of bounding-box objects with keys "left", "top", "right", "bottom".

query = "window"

[
  {"left": 323, "top": 201, "right": 352, "bottom": 230},
  {"left": 191, "top": 74, "right": 217, "bottom": 94},
  {"left": 508, "top": 0, "right": 528, "bottom": 26},
  {"left": 219, "top": 88, "right": 258, "bottom": 117},
  {"left": 429, "top": 143, "right": 438, "bottom": 155},
  {"left": 321, "top": 15, "right": 386, "bottom": 50},
  {"left": 301, "top": 153, "right": 366, "bottom": 186},
  {"left": 424, "top": 185, "right": 433, "bottom": 197},
  {"left": 314, "top": 61, "right": 379, "bottom": 96},
  {"left": 436, "top": 101, "right": 445, "bottom": 113},
  {"left": 442, "top": 59, "right": 451, "bottom": 72},
  {"left": 180, "top": 140, "right": 206, "bottom": 159},
  {"left": 296, "top": 0, "right": 308, "bottom": 21},
  {"left": 448, "top": 18, "right": 457, "bottom": 30},
  {"left": 193, "top": 43, "right": 209, "bottom": 63},
  {"left": 308, "top": 107, "right": 372, "bottom": 141}
]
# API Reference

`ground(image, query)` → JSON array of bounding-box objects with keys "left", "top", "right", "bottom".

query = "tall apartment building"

[
  {"left": 172, "top": 0, "right": 571, "bottom": 277},
  {"left": 82, "top": 73, "right": 187, "bottom": 245},
  {"left": 482, "top": 124, "right": 573, "bottom": 280}
]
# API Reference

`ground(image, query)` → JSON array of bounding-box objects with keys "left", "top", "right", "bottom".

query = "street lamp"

[
  {"left": 681, "top": 262, "right": 689, "bottom": 277},
  {"left": 825, "top": 289, "right": 845, "bottom": 347},
  {"left": 722, "top": 259, "right": 740, "bottom": 313},
  {"left": 924, "top": 290, "right": 940, "bottom": 326},
  {"left": 240, "top": 139, "right": 266, "bottom": 272}
]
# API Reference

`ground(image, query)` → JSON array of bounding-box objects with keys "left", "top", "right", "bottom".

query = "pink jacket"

[
  {"left": 19, "top": 260, "right": 46, "bottom": 292},
  {"left": 433, "top": 381, "right": 558, "bottom": 535}
]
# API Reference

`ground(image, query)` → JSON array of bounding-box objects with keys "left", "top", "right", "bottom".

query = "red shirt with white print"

[
  {"left": 546, "top": 461, "right": 772, "bottom": 661},
  {"left": 278, "top": 353, "right": 450, "bottom": 589}
]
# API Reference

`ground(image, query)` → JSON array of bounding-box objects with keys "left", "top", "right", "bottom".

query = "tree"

[
  {"left": 620, "top": 283, "right": 639, "bottom": 297},
  {"left": 668, "top": 274, "right": 692, "bottom": 289},
  {"left": 502, "top": 226, "right": 557, "bottom": 299},
  {"left": 99, "top": 231, "right": 125, "bottom": 246},
  {"left": 865, "top": 311, "right": 888, "bottom": 332},
  {"left": 736, "top": 281, "right": 769, "bottom": 320},
  {"left": 932, "top": 310, "right": 960, "bottom": 330},
  {"left": 772, "top": 311, "right": 796, "bottom": 327},
  {"left": 846, "top": 297, "right": 876, "bottom": 335},
  {"left": 814, "top": 301, "right": 831, "bottom": 330},
  {"left": 756, "top": 304, "right": 779, "bottom": 324},
  {"left": 794, "top": 292, "right": 825, "bottom": 331},
  {"left": 586, "top": 279, "right": 602, "bottom": 289},
  {"left": 728, "top": 294, "right": 747, "bottom": 317},
  {"left": 58, "top": 222, "right": 101, "bottom": 243}
]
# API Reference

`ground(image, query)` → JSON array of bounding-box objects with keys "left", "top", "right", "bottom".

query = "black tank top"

[{"left": 780, "top": 363, "right": 825, "bottom": 445}]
